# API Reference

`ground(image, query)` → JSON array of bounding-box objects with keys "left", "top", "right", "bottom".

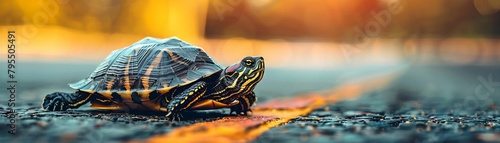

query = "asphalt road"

[{"left": 256, "top": 65, "right": 500, "bottom": 143}]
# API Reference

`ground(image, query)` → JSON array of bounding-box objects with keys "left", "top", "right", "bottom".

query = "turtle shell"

[{"left": 69, "top": 37, "right": 223, "bottom": 94}]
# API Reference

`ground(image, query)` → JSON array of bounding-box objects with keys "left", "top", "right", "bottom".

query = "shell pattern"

[{"left": 69, "top": 37, "right": 223, "bottom": 93}]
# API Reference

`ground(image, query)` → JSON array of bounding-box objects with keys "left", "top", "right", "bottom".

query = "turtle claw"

[
  {"left": 166, "top": 112, "right": 183, "bottom": 121},
  {"left": 230, "top": 107, "right": 252, "bottom": 116},
  {"left": 229, "top": 92, "right": 256, "bottom": 116},
  {"left": 42, "top": 92, "right": 70, "bottom": 111},
  {"left": 246, "top": 110, "right": 253, "bottom": 116},
  {"left": 237, "top": 110, "right": 253, "bottom": 116}
]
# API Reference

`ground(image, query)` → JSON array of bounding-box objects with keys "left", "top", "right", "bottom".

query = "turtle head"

[{"left": 218, "top": 56, "right": 265, "bottom": 98}]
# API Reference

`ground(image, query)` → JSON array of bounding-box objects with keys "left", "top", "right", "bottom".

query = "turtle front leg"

[
  {"left": 165, "top": 82, "right": 207, "bottom": 118},
  {"left": 42, "top": 91, "right": 92, "bottom": 111},
  {"left": 230, "top": 91, "right": 257, "bottom": 115}
]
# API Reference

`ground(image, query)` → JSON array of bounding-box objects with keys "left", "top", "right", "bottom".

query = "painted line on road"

[{"left": 147, "top": 69, "right": 402, "bottom": 143}]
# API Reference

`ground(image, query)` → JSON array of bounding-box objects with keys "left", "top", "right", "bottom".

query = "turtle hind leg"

[
  {"left": 42, "top": 91, "right": 92, "bottom": 111},
  {"left": 230, "top": 91, "right": 257, "bottom": 115},
  {"left": 165, "top": 82, "right": 207, "bottom": 118}
]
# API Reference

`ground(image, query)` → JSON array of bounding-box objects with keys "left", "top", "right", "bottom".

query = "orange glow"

[
  {"left": 219, "top": 38, "right": 255, "bottom": 63},
  {"left": 1, "top": 0, "right": 499, "bottom": 67},
  {"left": 439, "top": 38, "right": 480, "bottom": 65}
]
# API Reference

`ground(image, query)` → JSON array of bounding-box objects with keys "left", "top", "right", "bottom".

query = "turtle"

[{"left": 41, "top": 37, "right": 265, "bottom": 118}]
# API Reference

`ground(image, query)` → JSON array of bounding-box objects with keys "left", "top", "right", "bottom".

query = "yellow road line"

[{"left": 148, "top": 70, "right": 401, "bottom": 143}]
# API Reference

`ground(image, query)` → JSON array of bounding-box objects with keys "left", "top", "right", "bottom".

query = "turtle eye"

[{"left": 243, "top": 58, "right": 254, "bottom": 67}]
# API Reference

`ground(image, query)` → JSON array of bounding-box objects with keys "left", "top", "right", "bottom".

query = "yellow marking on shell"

[
  {"left": 165, "top": 49, "right": 174, "bottom": 57},
  {"left": 80, "top": 90, "right": 95, "bottom": 94},
  {"left": 189, "top": 92, "right": 194, "bottom": 96},
  {"left": 124, "top": 56, "right": 132, "bottom": 91},
  {"left": 98, "top": 91, "right": 113, "bottom": 99},
  {"left": 165, "top": 50, "right": 177, "bottom": 63},
  {"left": 141, "top": 100, "right": 160, "bottom": 111},
  {"left": 189, "top": 99, "right": 239, "bottom": 109},
  {"left": 118, "top": 92, "right": 133, "bottom": 102},
  {"left": 95, "top": 98, "right": 111, "bottom": 103},
  {"left": 142, "top": 50, "right": 164, "bottom": 90},
  {"left": 68, "top": 94, "right": 92, "bottom": 107},
  {"left": 165, "top": 49, "right": 189, "bottom": 66},
  {"left": 138, "top": 90, "right": 153, "bottom": 99},
  {"left": 106, "top": 78, "right": 115, "bottom": 91}
]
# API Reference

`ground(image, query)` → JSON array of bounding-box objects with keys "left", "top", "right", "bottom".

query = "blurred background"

[
  {"left": 0, "top": 0, "right": 499, "bottom": 102},
  {"left": 1, "top": 1, "right": 500, "bottom": 142},
  {"left": 1, "top": 0, "right": 499, "bottom": 66}
]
